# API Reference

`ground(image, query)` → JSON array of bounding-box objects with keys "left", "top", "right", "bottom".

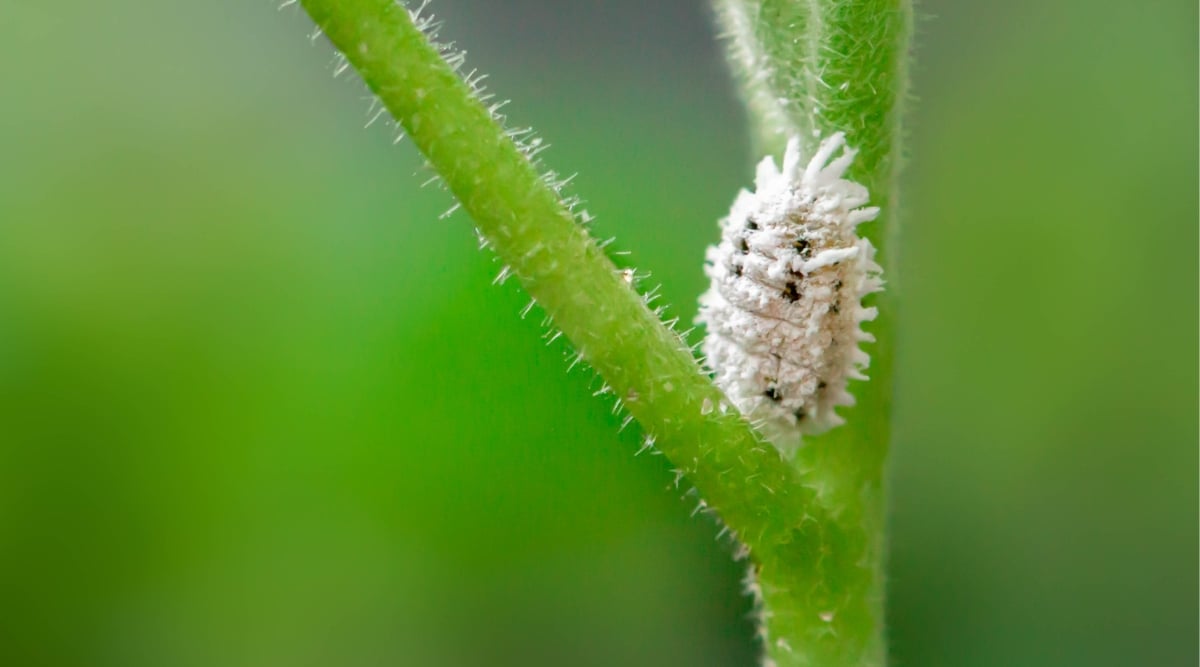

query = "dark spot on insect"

[
  {"left": 830, "top": 301, "right": 841, "bottom": 314},
  {"left": 731, "top": 263, "right": 743, "bottom": 277},
  {"left": 763, "top": 386, "right": 781, "bottom": 402},
  {"left": 794, "top": 238, "right": 812, "bottom": 258},
  {"left": 737, "top": 237, "right": 750, "bottom": 254},
  {"left": 746, "top": 218, "right": 759, "bottom": 231},
  {"left": 834, "top": 280, "right": 843, "bottom": 291},
  {"left": 783, "top": 282, "right": 801, "bottom": 302},
  {"left": 793, "top": 408, "right": 806, "bottom": 422},
  {"left": 818, "top": 381, "right": 828, "bottom": 390}
]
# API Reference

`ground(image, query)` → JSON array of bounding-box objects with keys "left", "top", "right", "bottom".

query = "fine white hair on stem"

[{"left": 696, "top": 132, "right": 883, "bottom": 454}]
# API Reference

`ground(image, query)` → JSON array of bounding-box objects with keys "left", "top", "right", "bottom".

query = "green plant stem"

[
  {"left": 298, "top": 0, "right": 909, "bottom": 664},
  {"left": 297, "top": 0, "right": 816, "bottom": 580},
  {"left": 715, "top": 1, "right": 911, "bottom": 665}
]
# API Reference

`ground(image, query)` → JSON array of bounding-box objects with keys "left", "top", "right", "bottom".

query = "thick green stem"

[
  {"left": 297, "top": 0, "right": 817, "bottom": 577},
  {"left": 715, "top": 1, "right": 911, "bottom": 665}
]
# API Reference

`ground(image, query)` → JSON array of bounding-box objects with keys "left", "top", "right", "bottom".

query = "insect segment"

[{"left": 696, "top": 132, "right": 884, "bottom": 453}]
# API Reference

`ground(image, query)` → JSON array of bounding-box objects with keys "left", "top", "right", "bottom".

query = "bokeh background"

[{"left": 2, "top": 1, "right": 1195, "bottom": 666}]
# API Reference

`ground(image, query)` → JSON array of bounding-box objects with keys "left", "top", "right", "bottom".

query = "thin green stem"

[
  {"left": 297, "top": 0, "right": 817, "bottom": 578},
  {"left": 296, "top": 1, "right": 910, "bottom": 664},
  {"left": 715, "top": 1, "right": 911, "bottom": 665}
]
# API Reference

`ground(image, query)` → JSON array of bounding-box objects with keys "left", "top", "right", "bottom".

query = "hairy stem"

[
  {"left": 297, "top": 0, "right": 819, "bottom": 580},
  {"left": 715, "top": 1, "right": 911, "bottom": 665},
  {"left": 295, "top": 0, "right": 912, "bottom": 664}
]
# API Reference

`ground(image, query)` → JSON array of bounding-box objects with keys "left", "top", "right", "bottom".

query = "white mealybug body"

[{"left": 697, "top": 132, "right": 884, "bottom": 452}]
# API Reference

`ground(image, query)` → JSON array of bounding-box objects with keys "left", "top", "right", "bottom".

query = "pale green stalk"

[
  {"left": 295, "top": 1, "right": 910, "bottom": 664},
  {"left": 714, "top": 1, "right": 912, "bottom": 665}
]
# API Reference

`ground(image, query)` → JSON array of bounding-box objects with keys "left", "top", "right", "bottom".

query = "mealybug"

[{"left": 696, "top": 132, "right": 884, "bottom": 453}]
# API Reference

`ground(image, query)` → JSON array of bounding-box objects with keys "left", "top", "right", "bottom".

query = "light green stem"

[
  {"left": 715, "top": 1, "right": 911, "bottom": 665},
  {"left": 296, "top": 1, "right": 909, "bottom": 664},
  {"left": 297, "top": 0, "right": 814, "bottom": 579}
]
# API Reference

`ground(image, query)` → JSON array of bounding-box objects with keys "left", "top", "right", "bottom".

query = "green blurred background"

[{"left": 1, "top": 1, "right": 1195, "bottom": 665}]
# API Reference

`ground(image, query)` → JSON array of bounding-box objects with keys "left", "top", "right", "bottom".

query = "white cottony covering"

[{"left": 696, "top": 133, "right": 884, "bottom": 453}]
